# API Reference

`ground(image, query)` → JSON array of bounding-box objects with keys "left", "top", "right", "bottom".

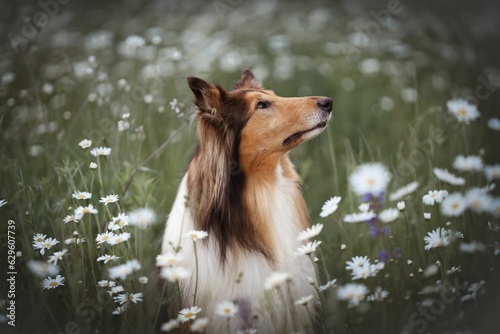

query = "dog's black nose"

[{"left": 317, "top": 97, "right": 333, "bottom": 113}]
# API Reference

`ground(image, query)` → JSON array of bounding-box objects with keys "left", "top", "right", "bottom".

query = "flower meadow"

[{"left": 1, "top": 0, "right": 500, "bottom": 333}]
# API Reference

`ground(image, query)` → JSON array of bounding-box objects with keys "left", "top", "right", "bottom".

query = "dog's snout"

[{"left": 317, "top": 97, "right": 333, "bottom": 113}]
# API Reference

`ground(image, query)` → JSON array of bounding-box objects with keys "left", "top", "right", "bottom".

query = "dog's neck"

[{"left": 187, "top": 137, "right": 309, "bottom": 266}]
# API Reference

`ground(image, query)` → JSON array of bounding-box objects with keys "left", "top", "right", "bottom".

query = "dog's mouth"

[{"left": 283, "top": 121, "right": 328, "bottom": 146}]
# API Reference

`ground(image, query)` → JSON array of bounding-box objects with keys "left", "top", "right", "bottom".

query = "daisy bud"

[
  {"left": 407, "top": 260, "right": 413, "bottom": 265},
  {"left": 90, "top": 162, "right": 98, "bottom": 170},
  {"left": 397, "top": 201, "right": 406, "bottom": 211},
  {"left": 423, "top": 212, "right": 431, "bottom": 221},
  {"left": 409, "top": 273, "right": 414, "bottom": 277},
  {"left": 340, "top": 244, "right": 347, "bottom": 250}
]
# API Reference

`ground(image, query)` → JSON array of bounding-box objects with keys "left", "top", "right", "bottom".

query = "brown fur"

[{"left": 186, "top": 69, "right": 332, "bottom": 266}]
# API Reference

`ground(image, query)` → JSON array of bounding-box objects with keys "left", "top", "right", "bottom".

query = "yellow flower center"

[
  {"left": 451, "top": 202, "right": 459, "bottom": 210},
  {"left": 115, "top": 237, "right": 123, "bottom": 243},
  {"left": 457, "top": 108, "right": 468, "bottom": 117},
  {"left": 102, "top": 236, "right": 109, "bottom": 241},
  {"left": 49, "top": 281, "right": 58, "bottom": 287},
  {"left": 185, "top": 312, "right": 193, "bottom": 318},
  {"left": 470, "top": 201, "right": 480, "bottom": 209},
  {"left": 223, "top": 308, "right": 232, "bottom": 314}
]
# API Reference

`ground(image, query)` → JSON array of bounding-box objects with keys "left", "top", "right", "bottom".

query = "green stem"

[{"left": 192, "top": 241, "right": 199, "bottom": 306}]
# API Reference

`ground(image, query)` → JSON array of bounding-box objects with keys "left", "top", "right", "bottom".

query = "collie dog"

[{"left": 161, "top": 69, "right": 332, "bottom": 333}]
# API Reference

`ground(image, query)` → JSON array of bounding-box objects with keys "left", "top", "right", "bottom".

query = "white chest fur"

[{"left": 161, "top": 169, "right": 317, "bottom": 333}]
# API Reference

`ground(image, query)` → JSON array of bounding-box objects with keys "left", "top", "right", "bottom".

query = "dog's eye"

[{"left": 256, "top": 101, "right": 270, "bottom": 109}]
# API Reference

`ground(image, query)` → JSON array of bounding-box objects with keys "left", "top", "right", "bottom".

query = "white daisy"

[
  {"left": 128, "top": 207, "right": 157, "bottom": 229},
  {"left": 489, "top": 198, "right": 500, "bottom": 217},
  {"left": 351, "top": 262, "right": 385, "bottom": 280},
  {"left": 344, "top": 211, "right": 376, "bottom": 223},
  {"left": 27, "top": 260, "right": 60, "bottom": 278},
  {"left": 48, "top": 249, "right": 68, "bottom": 265},
  {"left": 0, "top": 199, "right": 7, "bottom": 207},
  {"left": 177, "top": 306, "right": 202, "bottom": 323},
  {"left": 108, "top": 286, "right": 125, "bottom": 296},
  {"left": 108, "top": 259, "right": 141, "bottom": 280},
  {"left": 160, "top": 319, "right": 179, "bottom": 332},
  {"left": 378, "top": 208, "right": 399, "bottom": 223},
  {"left": 424, "top": 228, "right": 451, "bottom": 250},
  {"left": 114, "top": 292, "right": 143, "bottom": 304},
  {"left": 346, "top": 256, "right": 370, "bottom": 271},
  {"left": 366, "top": 288, "right": 389, "bottom": 301},
  {"left": 349, "top": 163, "right": 391, "bottom": 196},
  {"left": 185, "top": 230, "right": 208, "bottom": 241},
  {"left": 294, "top": 295, "right": 314, "bottom": 306},
  {"left": 112, "top": 305, "right": 128, "bottom": 315},
  {"left": 160, "top": 266, "right": 191, "bottom": 283},
  {"left": 484, "top": 164, "right": 500, "bottom": 181},
  {"left": 75, "top": 204, "right": 98, "bottom": 216},
  {"left": 465, "top": 187, "right": 492, "bottom": 213},
  {"left": 33, "top": 237, "right": 60, "bottom": 255},
  {"left": 264, "top": 272, "right": 291, "bottom": 290},
  {"left": 215, "top": 300, "right": 238, "bottom": 317},
  {"left": 294, "top": 240, "right": 322, "bottom": 257},
  {"left": 190, "top": 318, "right": 209, "bottom": 333},
  {"left": 452, "top": 155, "right": 483, "bottom": 172},
  {"left": 336, "top": 283, "right": 369, "bottom": 306},
  {"left": 108, "top": 232, "right": 131, "bottom": 245},
  {"left": 487, "top": 117, "right": 500, "bottom": 131},
  {"left": 100, "top": 194, "right": 119, "bottom": 206},
  {"left": 468, "top": 280, "right": 486, "bottom": 294},
  {"left": 459, "top": 241, "right": 486, "bottom": 253},
  {"left": 97, "top": 254, "right": 120, "bottom": 263},
  {"left": 63, "top": 214, "right": 81, "bottom": 224},
  {"left": 441, "top": 193, "right": 467, "bottom": 217},
  {"left": 33, "top": 233, "right": 47, "bottom": 243},
  {"left": 108, "top": 213, "right": 130, "bottom": 230},
  {"left": 96, "top": 231, "right": 115, "bottom": 245},
  {"left": 319, "top": 196, "right": 341, "bottom": 217},
  {"left": 139, "top": 276, "right": 148, "bottom": 284},
  {"left": 422, "top": 190, "right": 449, "bottom": 205},
  {"left": 78, "top": 139, "right": 92, "bottom": 149},
  {"left": 358, "top": 203, "right": 370, "bottom": 212},
  {"left": 72, "top": 191, "right": 92, "bottom": 200},
  {"left": 97, "top": 280, "right": 117, "bottom": 288},
  {"left": 64, "top": 237, "right": 86, "bottom": 245},
  {"left": 90, "top": 146, "right": 112, "bottom": 157},
  {"left": 446, "top": 99, "right": 480, "bottom": 124},
  {"left": 318, "top": 278, "right": 337, "bottom": 292},
  {"left": 389, "top": 181, "right": 419, "bottom": 201},
  {"left": 156, "top": 252, "right": 185, "bottom": 267},
  {"left": 433, "top": 168, "right": 465, "bottom": 186},
  {"left": 297, "top": 224, "right": 324, "bottom": 241},
  {"left": 41, "top": 275, "right": 65, "bottom": 290}
]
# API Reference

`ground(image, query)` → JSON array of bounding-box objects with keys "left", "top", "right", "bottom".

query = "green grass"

[{"left": 1, "top": 1, "right": 499, "bottom": 333}]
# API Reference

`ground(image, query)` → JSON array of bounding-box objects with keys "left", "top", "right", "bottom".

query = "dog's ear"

[
  {"left": 187, "top": 77, "right": 227, "bottom": 118},
  {"left": 234, "top": 68, "right": 262, "bottom": 90}
]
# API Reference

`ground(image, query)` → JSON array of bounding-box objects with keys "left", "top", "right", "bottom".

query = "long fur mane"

[{"left": 186, "top": 72, "right": 274, "bottom": 264}]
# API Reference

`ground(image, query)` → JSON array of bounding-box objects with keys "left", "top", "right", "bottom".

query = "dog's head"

[{"left": 188, "top": 69, "right": 332, "bottom": 171}]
